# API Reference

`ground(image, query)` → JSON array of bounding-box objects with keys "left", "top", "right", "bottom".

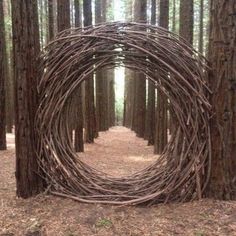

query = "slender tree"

[
  {"left": 74, "top": 0, "right": 84, "bottom": 152},
  {"left": 179, "top": 0, "right": 193, "bottom": 44},
  {"left": 154, "top": 0, "right": 169, "bottom": 154},
  {"left": 206, "top": 0, "right": 236, "bottom": 200},
  {"left": 12, "top": 0, "right": 44, "bottom": 197},
  {"left": 0, "top": 0, "right": 7, "bottom": 150},
  {"left": 123, "top": 0, "right": 133, "bottom": 128},
  {"left": 108, "top": 69, "right": 115, "bottom": 127},
  {"left": 3, "top": 0, "right": 14, "bottom": 134},
  {"left": 83, "top": 0, "right": 96, "bottom": 143},
  {"left": 198, "top": 0, "right": 204, "bottom": 54},
  {"left": 133, "top": 0, "right": 147, "bottom": 138},
  {"left": 57, "top": 0, "right": 70, "bottom": 32},
  {"left": 48, "top": 0, "right": 55, "bottom": 41},
  {"left": 172, "top": 0, "right": 176, "bottom": 33},
  {"left": 145, "top": 0, "right": 156, "bottom": 145},
  {"left": 95, "top": 0, "right": 108, "bottom": 132}
]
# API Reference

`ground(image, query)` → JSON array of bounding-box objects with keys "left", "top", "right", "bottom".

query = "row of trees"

[
  {"left": 0, "top": 0, "right": 235, "bottom": 200},
  {"left": 123, "top": 0, "right": 207, "bottom": 154},
  {"left": 0, "top": 0, "right": 116, "bottom": 153},
  {"left": 0, "top": 0, "right": 117, "bottom": 196}
]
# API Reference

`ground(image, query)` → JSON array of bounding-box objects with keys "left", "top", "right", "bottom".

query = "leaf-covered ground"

[{"left": 0, "top": 127, "right": 236, "bottom": 236}]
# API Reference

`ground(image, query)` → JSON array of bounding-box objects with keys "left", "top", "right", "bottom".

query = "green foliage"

[
  {"left": 95, "top": 218, "right": 113, "bottom": 228},
  {"left": 195, "top": 231, "right": 205, "bottom": 236}
]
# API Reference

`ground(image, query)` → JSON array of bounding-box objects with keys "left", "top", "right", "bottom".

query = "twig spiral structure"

[{"left": 36, "top": 22, "right": 211, "bottom": 205}]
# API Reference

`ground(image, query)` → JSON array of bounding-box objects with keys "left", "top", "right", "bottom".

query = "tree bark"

[
  {"left": 145, "top": 0, "right": 156, "bottom": 145},
  {"left": 108, "top": 69, "right": 115, "bottom": 127},
  {"left": 74, "top": 0, "right": 84, "bottom": 152},
  {"left": 0, "top": 0, "right": 6, "bottom": 150},
  {"left": 83, "top": 0, "right": 96, "bottom": 143},
  {"left": 95, "top": 0, "right": 108, "bottom": 132},
  {"left": 57, "top": 0, "right": 70, "bottom": 32},
  {"left": 133, "top": 0, "right": 147, "bottom": 138},
  {"left": 48, "top": 0, "right": 55, "bottom": 41},
  {"left": 206, "top": 0, "right": 236, "bottom": 200},
  {"left": 198, "top": 0, "right": 204, "bottom": 54},
  {"left": 12, "top": 0, "right": 45, "bottom": 197},
  {"left": 172, "top": 0, "right": 176, "bottom": 33},
  {"left": 179, "top": 0, "right": 193, "bottom": 45},
  {"left": 154, "top": 0, "right": 169, "bottom": 154}
]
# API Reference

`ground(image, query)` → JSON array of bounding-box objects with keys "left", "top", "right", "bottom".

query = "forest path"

[
  {"left": 0, "top": 131, "right": 236, "bottom": 235},
  {"left": 79, "top": 126, "right": 158, "bottom": 177}
]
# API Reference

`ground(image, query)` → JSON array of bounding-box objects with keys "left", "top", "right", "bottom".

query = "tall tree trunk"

[
  {"left": 74, "top": 0, "right": 84, "bottom": 152},
  {"left": 108, "top": 69, "right": 115, "bottom": 127},
  {"left": 154, "top": 0, "right": 169, "bottom": 154},
  {"left": 133, "top": 0, "right": 147, "bottom": 138},
  {"left": 57, "top": 0, "right": 73, "bottom": 142},
  {"left": 39, "top": 0, "right": 44, "bottom": 48},
  {"left": 57, "top": 0, "right": 70, "bottom": 32},
  {"left": 145, "top": 0, "right": 156, "bottom": 145},
  {"left": 3, "top": 0, "right": 14, "bottom": 134},
  {"left": 198, "top": 0, "right": 204, "bottom": 54},
  {"left": 12, "top": 0, "right": 45, "bottom": 197},
  {"left": 123, "top": 69, "right": 134, "bottom": 128},
  {"left": 95, "top": 0, "right": 108, "bottom": 132},
  {"left": 179, "top": 0, "right": 193, "bottom": 45},
  {"left": 172, "top": 0, "right": 176, "bottom": 33},
  {"left": 0, "top": 0, "right": 6, "bottom": 150},
  {"left": 206, "top": 0, "right": 236, "bottom": 200},
  {"left": 123, "top": 1, "right": 133, "bottom": 128},
  {"left": 48, "top": 0, "right": 55, "bottom": 41},
  {"left": 83, "top": 0, "right": 96, "bottom": 143}
]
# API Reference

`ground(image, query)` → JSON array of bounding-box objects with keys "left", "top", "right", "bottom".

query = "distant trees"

[{"left": 2, "top": 0, "right": 235, "bottom": 202}]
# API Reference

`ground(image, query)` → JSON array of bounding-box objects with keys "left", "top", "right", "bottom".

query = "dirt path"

[
  {"left": 0, "top": 128, "right": 236, "bottom": 236},
  {"left": 79, "top": 126, "right": 159, "bottom": 177}
]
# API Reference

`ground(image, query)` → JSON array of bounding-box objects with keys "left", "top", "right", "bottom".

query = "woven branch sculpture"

[{"left": 36, "top": 22, "right": 212, "bottom": 205}]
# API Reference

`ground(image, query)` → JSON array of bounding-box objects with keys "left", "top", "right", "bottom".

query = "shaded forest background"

[{"left": 0, "top": 0, "right": 235, "bottom": 201}]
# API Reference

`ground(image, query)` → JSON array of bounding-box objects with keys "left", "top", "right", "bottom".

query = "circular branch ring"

[{"left": 36, "top": 22, "right": 211, "bottom": 205}]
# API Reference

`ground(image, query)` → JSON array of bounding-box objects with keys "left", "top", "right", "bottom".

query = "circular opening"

[{"left": 36, "top": 22, "right": 211, "bottom": 205}]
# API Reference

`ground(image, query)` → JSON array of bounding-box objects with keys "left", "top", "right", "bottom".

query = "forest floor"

[{"left": 0, "top": 127, "right": 236, "bottom": 236}]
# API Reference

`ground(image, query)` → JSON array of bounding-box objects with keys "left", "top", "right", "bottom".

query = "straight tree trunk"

[
  {"left": 154, "top": 0, "right": 169, "bottom": 154},
  {"left": 74, "top": 0, "right": 84, "bottom": 152},
  {"left": 133, "top": 0, "right": 147, "bottom": 138},
  {"left": 123, "top": 1, "right": 133, "bottom": 128},
  {"left": 57, "top": 0, "right": 70, "bottom": 32},
  {"left": 179, "top": 0, "right": 193, "bottom": 45},
  {"left": 0, "top": 0, "right": 6, "bottom": 150},
  {"left": 145, "top": 0, "right": 156, "bottom": 145},
  {"left": 95, "top": 0, "right": 108, "bottom": 132},
  {"left": 172, "top": 0, "right": 176, "bottom": 33},
  {"left": 3, "top": 0, "right": 14, "bottom": 134},
  {"left": 57, "top": 0, "right": 73, "bottom": 142},
  {"left": 206, "top": 0, "right": 236, "bottom": 200},
  {"left": 12, "top": 0, "right": 45, "bottom": 197},
  {"left": 108, "top": 69, "right": 115, "bottom": 127},
  {"left": 198, "top": 0, "right": 204, "bottom": 54},
  {"left": 48, "top": 0, "right": 55, "bottom": 41},
  {"left": 83, "top": 0, "right": 96, "bottom": 143},
  {"left": 123, "top": 69, "right": 134, "bottom": 128}
]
